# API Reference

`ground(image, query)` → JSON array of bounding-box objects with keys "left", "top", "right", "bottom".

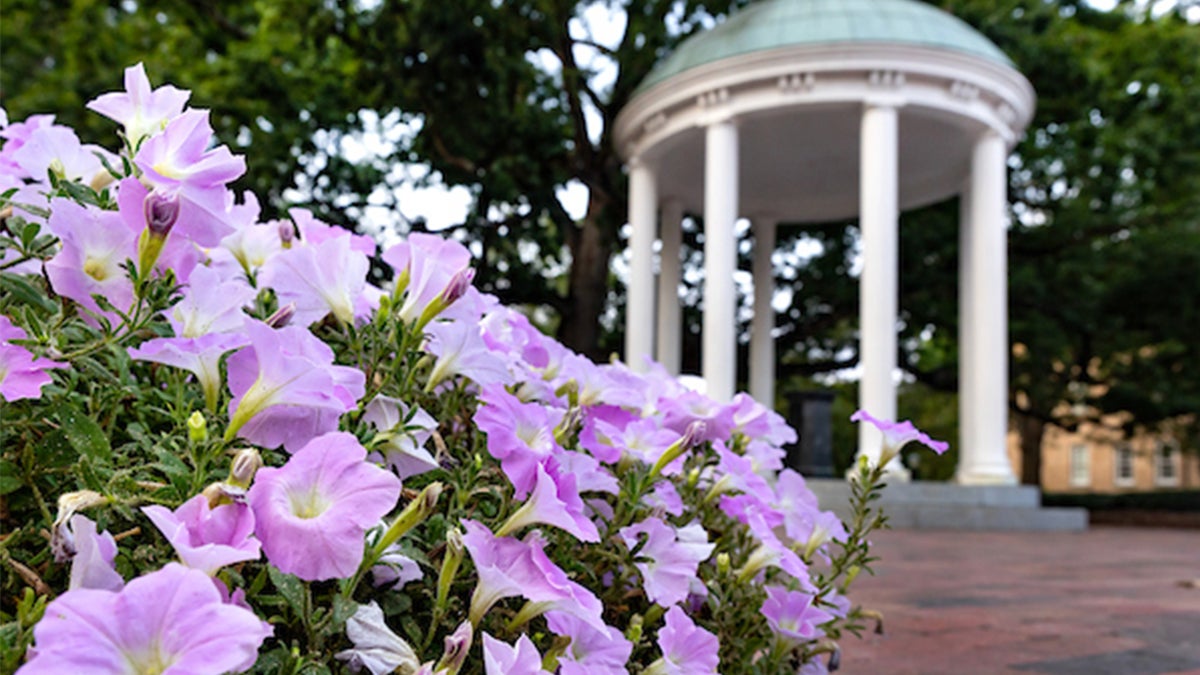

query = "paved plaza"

[{"left": 838, "top": 527, "right": 1200, "bottom": 674}]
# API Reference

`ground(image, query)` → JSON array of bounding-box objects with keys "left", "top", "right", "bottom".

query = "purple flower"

[
  {"left": 129, "top": 333, "right": 249, "bottom": 411},
  {"left": 166, "top": 264, "right": 255, "bottom": 338},
  {"left": 382, "top": 233, "right": 479, "bottom": 325},
  {"left": 86, "top": 62, "right": 190, "bottom": 146},
  {"left": 18, "top": 563, "right": 271, "bottom": 674},
  {"left": 424, "top": 318, "right": 513, "bottom": 391},
  {"left": 43, "top": 198, "right": 137, "bottom": 326},
  {"left": 620, "top": 517, "right": 715, "bottom": 607},
  {"left": 134, "top": 109, "right": 245, "bottom": 247},
  {"left": 10, "top": 124, "right": 113, "bottom": 185},
  {"left": 362, "top": 395, "right": 440, "bottom": 480},
  {"left": 482, "top": 634, "right": 552, "bottom": 675},
  {"left": 260, "top": 233, "right": 372, "bottom": 326},
  {"left": 334, "top": 601, "right": 420, "bottom": 675},
  {"left": 760, "top": 585, "right": 835, "bottom": 645},
  {"left": 248, "top": 432, "right": 401, "bottom": 581},
  {"left": 291, "top": 208, "right": 377, "bottom": 256},
  {"left": 142, "top": 493, "right": 261, "bottom": 575},
  {"left": 0, "top": 316, "right": 67, "bottom": 401},
  {"left": 225, "top": 320, "right": 364, "bottom": 451},
  {"left": 473, "top": 384, "right": 565, "bottom": 498},
  {"left": 461, "top": 519, "right": 605, "bottom": 631},
  {"left": 646, "top": 605, "right": 720, "bottom": 675},
  {"left": 545, "top": 611, "right": 632, "bottom": 675},
  {"left": 496, "top": 461, "right": 600, "bottom": 542},
  {"left": 850, "top": 409, "right": 949, "bottom": 455},
  {"left": 64, "top": 515, "right": 123, "bottom": 592}
]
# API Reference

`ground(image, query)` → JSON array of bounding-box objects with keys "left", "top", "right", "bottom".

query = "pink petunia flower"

[
  {"left": 850, "top": 409, "right": 949, "bottom": 455},
  {"left": 461, "top": 519, "right": 606, "bottom": 632},
  {"left": 645, "top": 605, "right": 720, "bottom": 675},
  {"left": 86, "top": 62, "right": 190, "bottom": 147},
  {"left": 18, "top": 563, "right": 271, "bottom": 674},
  {"left": 63, "top": 515, "right": 123, "bottom": 592},
  {"left": 382, "top": 233, "right": 481, "bottom": 326},
  {"left": 165, "top": 263, "right": 255, "bottom": 338},
  {"left": 334, "top": 601, "right": 421, "bottom": 675},
  {"left": 545, "top": 611, "right": 633, "bottom": 675},
  {"left": 142, "top": 493, "right": 261, "bottom": 575},
  {"left": 473, "top": 384, "right": 566, "bottom": 498},
  {"left": 0, "top": 316, "right": 67, "bottom": 401},
  {"left": 362, "top": 395, "right": 440, "bottom": 480},
  {"left": 496, "top": 460, "right": 600, "bottom": 542},
  {"left": 225, "top": 320, "right": 364, "bottom": 451},
  {"left": 620, "top": 517, "right": 715, "bottom": 607},
  {"left": 129, "top": 332, "right": 249, "bottom": 411},
  {"left": 248, "top": 432, "right": 401, "bottom": 581},
  {"left": 260, "top": 233, "right": 372, "bottom": 326},
  {"left": 43, "top": 198, "right": 138, "bottom": 326},
  {"left": 134, "top": 109, "right": 245, "bottom": 247},
  {"left": 760, "top": 585, "right": 835, "bottom": 645},
  {"left": 423, "top": 318, "right": 513, "bottom": 391},
  {"left": 482, "top": 634, "right": 552, "bottom": 675}
]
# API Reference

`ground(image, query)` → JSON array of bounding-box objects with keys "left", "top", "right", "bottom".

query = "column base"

[{"left": 954, "top": 466, "right": 1018, "bottom": 486}]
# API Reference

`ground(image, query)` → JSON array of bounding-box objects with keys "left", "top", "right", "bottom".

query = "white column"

[
  {"left": 750, "top": 217, "right": 777, "bottom": 405},
  {"left": 625, "top": 157, "right": 657, "bottom": 373},
  {"left": 957, "top": 183, "right": 976, "bottom": 479},
  {"left": 656, "top": 199, "right": 684, "bottom": 376},
  {"left": 856, "top": 102, "right": 908, "bottom": 478},
  {"left": 703, "top": 120, "right": 739, "bottom": 401},
  {"left": 956, "top": 131, "right": 1018, "bottom": 485}
]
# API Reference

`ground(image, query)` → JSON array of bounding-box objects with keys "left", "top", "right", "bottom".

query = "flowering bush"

[{"left": 0, "top": 64, "right": 948, "bottom": 674}]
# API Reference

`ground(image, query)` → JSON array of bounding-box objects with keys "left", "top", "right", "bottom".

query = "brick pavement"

[{"left": 836, "top": 527, "right": 1200, "bottom": 675}]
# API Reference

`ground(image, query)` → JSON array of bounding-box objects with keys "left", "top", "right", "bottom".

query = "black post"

[{"left": 785, "top": 390, "right": 836, "bottom": 477}]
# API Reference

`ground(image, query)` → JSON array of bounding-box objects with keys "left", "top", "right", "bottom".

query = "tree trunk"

[
  {"left": 1016, "top": 414, "right": 1046, "bottom": 486},
  {"left": 560, "top": 206, "right": 613, "bottom": 361}
]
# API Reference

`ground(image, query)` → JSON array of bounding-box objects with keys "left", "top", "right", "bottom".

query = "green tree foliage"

[
  {"left": 4, "top": 0, "right": 1198, "bottom": 483},
  {"left": 775, "top": 1, "right": 1200, "bottom": 482}
]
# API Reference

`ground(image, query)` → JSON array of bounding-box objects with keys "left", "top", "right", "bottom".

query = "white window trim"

[
  {"left": 1155, "top": 441, "right": 1181, "bottom": 488},
  {"left": 1069, "top": 443, "right": 1091, "bottom": 488},
  {"left": 1114, "top": 444, "right": 1136, "bottom": 488}
]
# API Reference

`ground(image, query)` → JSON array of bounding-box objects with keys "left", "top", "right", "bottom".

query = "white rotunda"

[{"left": 614, "top": 0, "right": 1035, "bottom": 482}]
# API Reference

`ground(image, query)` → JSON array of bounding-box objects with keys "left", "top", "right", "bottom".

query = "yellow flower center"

[{"left": 83, "top": 257, "right": 108, "bottom": 281}]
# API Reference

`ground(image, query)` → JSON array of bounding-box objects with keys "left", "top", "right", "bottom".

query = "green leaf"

[
  {"left": 0, "top": 274, "right": 57, "bottom": 314},
  {"left": 57, "top": 404, "right": 111, "bottom": 462},
  {"left": 0, "top": 460, "right": 23, "bottom": 495},
  {"left": 267, "top": 565, "right": 306, "bottom": 621}
]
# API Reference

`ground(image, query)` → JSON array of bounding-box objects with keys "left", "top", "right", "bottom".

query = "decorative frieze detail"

[
  {"left": 778, "top": 72, "right": 815, "bottom": 93},
  {"left": 643, "top": 112, "right": 668, "bottom": 135},
  {"left": 948, "top": 80, "right": 980, "bottom": 101},
  {"left": 697, "top": 87, "right": 730, "bottom": 108},
  {"left": 997, "top": 103, "right": 1017, "bottom": 124},
  {"left": 868, "top": 70, "right": 905, "bottom": 88}
]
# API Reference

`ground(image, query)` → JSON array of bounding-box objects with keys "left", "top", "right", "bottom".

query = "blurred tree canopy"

[{"left": 4, "top": 0, "right": 1198, "bottom": 483}]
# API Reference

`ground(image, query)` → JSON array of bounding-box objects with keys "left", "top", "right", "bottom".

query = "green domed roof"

[{"left": 639, "top": 0, "right": 1012, "bottom": 92}]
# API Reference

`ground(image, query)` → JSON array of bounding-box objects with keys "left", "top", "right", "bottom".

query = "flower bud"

[
  {"left": 434, "top": 621, "right": 473, "bottom": 675},
  {"left": 716, "top": 552, "right": 731, "bottom": 576},
  {"left": 373, "top": 482, "right": 443, "bottom": 556},
  {"left": 439, "top": 267, "right": 475, "bottom": 308},
  {"left": 625, "top": 614, "right": 644, "bottom": 644},
  {"left": 649, "top": 421, "right": 707, "bottom": 480},
  {"left": 228, "top": 448, "right": 263, "bottom": 489},
  {"left": 187, "top": 411, "right": 207, "bottom": 443},
  {"left": 143, "top": 191, "right": 181, "bottom": 237},
  {"left": 435, "top": 528, "right": 464, "bottom": 615},
  {"left": 277, "top": 221, "right": 296, "bottom": 249},
  {"left": 265, "top": 302, "right": 296, "bottom": 328}
]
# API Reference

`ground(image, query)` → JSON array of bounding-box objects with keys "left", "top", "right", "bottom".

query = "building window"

[
  {"left": 1114, "top": 444, "right": 1135, "bottom": 487},
  {"left": 1155, "top": 441, "right": 1180, "bottom": 487},
  {"left": 1069, "top": 444, "right": 1091, "bottom": 488}
]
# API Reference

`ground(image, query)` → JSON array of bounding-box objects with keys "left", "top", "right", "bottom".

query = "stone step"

[
  {"left": 805, "top": 479, "right": 1089, "bottom": 532},
  {"left": 807, "top": 478, "right": 1040, "bottom": 508}
]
